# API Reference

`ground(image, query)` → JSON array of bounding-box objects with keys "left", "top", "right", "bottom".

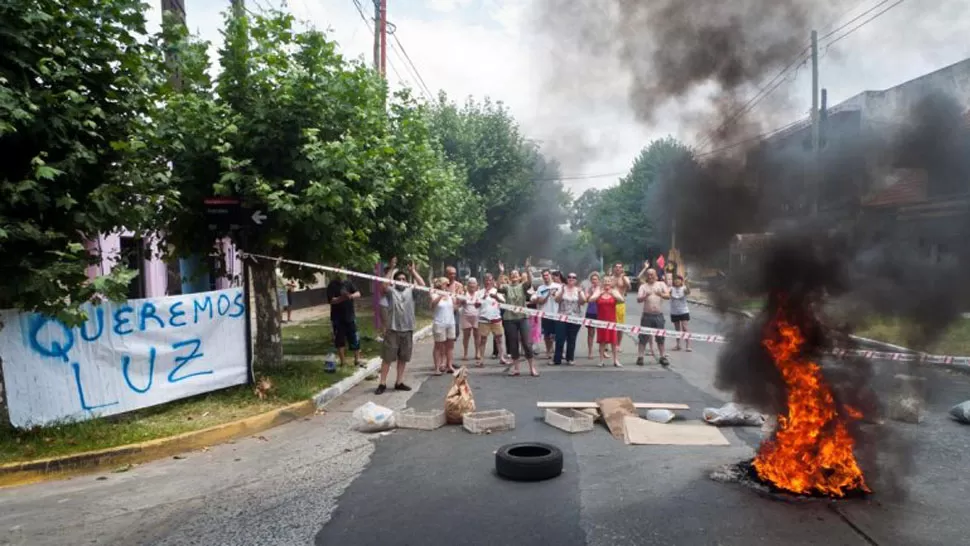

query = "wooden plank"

[{"left": 537, "top": 401, "right": 689, "bottom": 410}]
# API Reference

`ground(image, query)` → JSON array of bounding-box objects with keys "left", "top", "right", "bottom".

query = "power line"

[
  {"left": 695, "top": 0, "right": 904, "bottom": 153},
  {"left": 389, "top": 31, "right": 434, "bottom": 100},
  {"left": 819, "top": 0, "right": 893, "bottom": 41},
  {"left": 821, "top": 0, "right": 908, "bottom": 50},
  {"left": 388, "top": 40, "right": 433, "bottom": 100},
  {"left": 696, "top": 48, "right": 811, "bottom": 152}
]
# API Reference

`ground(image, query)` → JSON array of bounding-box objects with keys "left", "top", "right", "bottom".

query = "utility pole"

[
  {"left": 372, "top": 0, "right": 387, "bottom": 76},
  {"left": 810, "top": 29, "right": 820, "bottom": 218}
]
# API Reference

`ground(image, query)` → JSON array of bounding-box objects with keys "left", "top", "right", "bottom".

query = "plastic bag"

[
  {"left": 949, "top": 400, "right": 970, "bottom": 424},
  {"left": 645, "top": 409, "right": 676, "bottom": 424},
  {"left": 702, "top": 402, "right": 766, "bottom": 427},
  {"left": 351, "top": 401, "right": 397, "bottom": 432},
  {"left": 445, "top": 367, "right": 476, "bottom": 424}
]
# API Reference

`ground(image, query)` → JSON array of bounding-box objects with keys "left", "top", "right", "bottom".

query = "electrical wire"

[
  {"left": 819, "top": 0, "right": 893, "bottom": 41},
  {"left": 389, "top": 31, "right": 435, "bottom": 100},
  {"left": 821, "top": 0, "right": 908, "bottom": 50}
]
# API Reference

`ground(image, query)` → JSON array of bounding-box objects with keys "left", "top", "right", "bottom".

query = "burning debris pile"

[{"left": 751, "top": 300, "right": 869, "bottom": 498}]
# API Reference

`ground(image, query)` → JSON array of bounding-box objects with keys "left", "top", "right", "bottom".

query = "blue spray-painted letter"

[
  {"left": 122, "top": 347, "right": 157, "bottom": 393},
  {"left": 169, "top": 339, "right": 212, "bottom": 383}
]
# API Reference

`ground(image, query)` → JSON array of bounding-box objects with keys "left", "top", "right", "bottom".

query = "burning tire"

[{"left": 495, "top": 442, "right": 563, "bottom": 482}]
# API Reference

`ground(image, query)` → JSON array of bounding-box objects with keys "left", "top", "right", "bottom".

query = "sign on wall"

[{"left": 0, "top": 288, "right": 248, "bottom": 428}]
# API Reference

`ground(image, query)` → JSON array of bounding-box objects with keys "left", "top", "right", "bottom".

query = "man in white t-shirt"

[{"left": 532, "top": 269, "right": 562, "bottom": 359}]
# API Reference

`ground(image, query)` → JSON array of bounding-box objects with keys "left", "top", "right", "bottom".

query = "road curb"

[
  {"left": 0, "top": 400, "right": 315, "bottom": 489},
  {"left": 311, "top": 324, "right": 433, "bottom": 408},
  {"left": 0, "top": 324, "right": 434, "bottom": 489}
]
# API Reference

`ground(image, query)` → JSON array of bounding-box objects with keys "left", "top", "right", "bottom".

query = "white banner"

[{"left": 0, "top": 288, "right": 248, "bottom": 428}]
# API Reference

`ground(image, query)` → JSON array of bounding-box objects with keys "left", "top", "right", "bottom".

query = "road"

[{"left": 1, "top": 297, "right": 969, "bottom": 545}]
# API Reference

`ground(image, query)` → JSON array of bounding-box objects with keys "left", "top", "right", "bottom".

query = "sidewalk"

[{"left": 0, "top": 341, "right": 439, "bottom": 546}]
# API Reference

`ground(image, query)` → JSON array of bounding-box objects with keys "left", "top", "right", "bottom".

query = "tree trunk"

[
  {"left": 251, "top": 258, "right": 284, "bottom": 369},
  {"left": 0, "top": 355, "right": 8, "bottom": 426}
]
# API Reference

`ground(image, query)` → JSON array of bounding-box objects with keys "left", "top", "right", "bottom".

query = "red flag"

[{"left": 656, "top": 255, "right": 665, "bottom": 270}]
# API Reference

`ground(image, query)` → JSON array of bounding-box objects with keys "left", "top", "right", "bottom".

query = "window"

[{"left": 119, "top": 237, "right": 145, "bottom": 300}]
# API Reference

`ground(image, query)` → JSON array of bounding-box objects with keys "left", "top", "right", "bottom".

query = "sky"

[{"left": 147, "top": 0, "right": 970, "bottom": 197}]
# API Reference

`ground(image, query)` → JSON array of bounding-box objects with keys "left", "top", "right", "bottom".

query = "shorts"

[
  {"left": 381, "top": 330, "right": 413, "bottom": 363},
  {"left": 671, "top": 313, "right": 691, "bottom": 323},
  {"left": 277, "top": 288, "right": 289, "bottom": 308},
  {"left": 616, "top": 302, "right": 626, "bottom": 324},
  {"left": 332, "top": 319, "right": 360, "bottom": 350},
  {"left": 639, "top": 313, "right": 665, "bottom": 345},
  {"left": 460, "top": 313, "right": 479, "bottom": 331},
  {"left": 541, "top": 318, "right": 557, "bottom": 337},
  {"left": 478, "top": 320, "right": 504, "bottom": 337},
  {"left": 585, "top": 310, "right": 597, "bottom": 329},
  {"left": 433, "top": 323, "right": 456, "bottom": 342}
]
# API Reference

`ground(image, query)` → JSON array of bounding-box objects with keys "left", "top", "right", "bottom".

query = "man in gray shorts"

[
  {"left": 636, "top": 268, "right": 671, "bottom": 367},
  {"left": 377, "top": 263, "right": 426, "bottom": 394}
]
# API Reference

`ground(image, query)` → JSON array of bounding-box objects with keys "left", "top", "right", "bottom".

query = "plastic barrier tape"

[{"left": 244, "top": 253, "right": 970, "bottom": 367}]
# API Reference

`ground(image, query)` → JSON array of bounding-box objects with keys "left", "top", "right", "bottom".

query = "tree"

[
  {"left": 158, "top": 10, "right": 472, "bottom": 368},
  {"left": 0, "top": 0, "right": 171, "bottom": 321},
  {"left": 584, "top": 137, "right": 692, "bottom": 264},
  {"left": 427, "top": 94, "right": 536, "bottom": 267},
  {"left": 570, "top": 188, "right": 602, "bottom": 233}
]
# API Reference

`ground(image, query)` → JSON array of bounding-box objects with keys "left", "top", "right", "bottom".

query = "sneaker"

[
  {"left": 613, "top": 361, "right": 623, "bottom": 368},
  {"left": 394, "top": 383, "right": 412, "bottom": 391},
  {"left": 375, "top": 384, "right": 387, "bottom": 395},
  {"left": 636, "top": 357, "right": 644, "bottom": 366},
  {"left": 659, "top": 356, "right": 671, "bottom": 368}
]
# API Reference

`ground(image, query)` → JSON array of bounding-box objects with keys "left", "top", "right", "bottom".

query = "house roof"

[{"left": 862, "top": 169, "right": 928, "bottom": 208}]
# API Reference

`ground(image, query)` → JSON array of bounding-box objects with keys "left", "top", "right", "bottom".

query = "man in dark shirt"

[{"left": 327, "top": 273, "right": 362, "bottom": 367}]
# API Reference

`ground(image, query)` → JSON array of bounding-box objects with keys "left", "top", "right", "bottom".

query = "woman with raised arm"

[
  {"left": 583, "top": 272, "right": 601, "bottom": 359},
  {"left": 498, "top": 262, "right": 538, "bottom": 377},
  {"left": 459, "top": 277, "right": 482, "bottom": 362},
  {"left": 589, "top": 275, "right": 623, "bottom": 368},
  {"left": 430, "top": 277, "right": 457, "bottom": 375},
  {"left": 553, "top": 272, "right": 587, "bottom": 366}
]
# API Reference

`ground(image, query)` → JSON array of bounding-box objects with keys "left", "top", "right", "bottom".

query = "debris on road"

[
  {"left": 351, "top": 401, "right": 396, "bottom": 432},
  {"left": 396, "top": 408, "right": 446, "bottom": 430},
  {"left": 445, "top": 367, "right": 476, "bottom": 424},
  {"left": 702, "top": 403, "right": 766, "bottom": 427},
  {"left": 544, "top": 408, "right": 594, "bottom": 433},
  {"left": 888, "top": 374, "right": 927, "bottom": 424},
  {"left": 463, "top": 409, "right": 515, "bottom": 434},
  {"left": 597, "top": 397, "right": 638, "bottom": 440},
  {"left": 112, "top": 463, "right": 135, "bottom": 473},
  {"left": 623, "top": 416, "right": 730, "bottom": 446},
  {"left": 537, "top": 401, "right": 689, "bottom": 410},
  {"left": 949, "top": 401, "right": 970, "bottom": 424},
  {"left": 645, "top": 409, "right": 676, "bottom": 424},
  {"left": 495, "top": 442, "right": 563, "bottom": 482}
]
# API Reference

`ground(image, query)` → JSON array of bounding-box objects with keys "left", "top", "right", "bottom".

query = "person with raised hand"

[{"left": 376, "top": 261, "right": 425, "bottom": 395}]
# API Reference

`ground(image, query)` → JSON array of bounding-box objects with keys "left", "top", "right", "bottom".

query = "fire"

[{"left": 753, "top": 311, "right": 870, "bottom": 497}]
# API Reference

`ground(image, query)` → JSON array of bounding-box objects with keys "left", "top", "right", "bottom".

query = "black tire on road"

[{"left": 495, "top": 442, "right": 564, "bottom": 482}]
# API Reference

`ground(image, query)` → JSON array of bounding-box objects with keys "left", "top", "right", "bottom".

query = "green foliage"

[
  {"left": 580, "top": 137, "right": 693, "bottom": 264},
  {"left": 428, "top": 94, "right": 538, "bottom": 264},
  {"left": 0, "top": 0, "right": 173, "bottom": 323},
  {"left": 156, "top": 9, "right": 477, "bottom": 278}
]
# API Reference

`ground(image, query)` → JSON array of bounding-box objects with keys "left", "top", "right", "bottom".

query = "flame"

[{"left": 753, "top": 313, "right": 870, "bottom": 497}]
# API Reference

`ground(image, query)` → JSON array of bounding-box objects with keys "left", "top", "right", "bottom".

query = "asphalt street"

[{"left": 2, "top": 297, "right": 969, "bottom": 546}]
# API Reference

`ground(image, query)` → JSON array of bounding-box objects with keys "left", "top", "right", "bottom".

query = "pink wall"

[
  {"left": 85, "top": 231, "right": 167, "bottom": 298},
  {"left": 85, "top": 233, "right": 241, "bottom": 297}
]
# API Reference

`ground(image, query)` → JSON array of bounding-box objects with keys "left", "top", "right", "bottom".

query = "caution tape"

[{"left": 244, "top": 253, "right": 970, "bottom": 367}]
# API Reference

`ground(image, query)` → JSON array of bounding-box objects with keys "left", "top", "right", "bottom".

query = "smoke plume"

[{"left": 533, "top": 0, "right": 970, "bottom": 502}]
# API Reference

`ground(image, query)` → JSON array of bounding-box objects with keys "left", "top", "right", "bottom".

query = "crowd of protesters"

[
  {"left": 305, "top": 256, "right": 691, "bottom": 395},
  {"left": 422, "top": 258, "right": 691, "bottom": 378}
]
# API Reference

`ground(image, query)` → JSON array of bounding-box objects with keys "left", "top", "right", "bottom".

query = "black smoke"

[{"left": 533, "top": 0, "right": 970, "bottom": 502}]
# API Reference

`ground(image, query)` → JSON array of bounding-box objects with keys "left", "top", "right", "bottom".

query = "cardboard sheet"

[
  {"left": 597, "top": 397, "right": 638, "bottom": 440},
  {"left": 623, "top": 416, "right": 731, "bottom": 446}
]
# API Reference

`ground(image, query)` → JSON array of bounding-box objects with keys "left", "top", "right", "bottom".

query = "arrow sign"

[{"left": 251, "top": 210, "right": 267, "bottom": 225}]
